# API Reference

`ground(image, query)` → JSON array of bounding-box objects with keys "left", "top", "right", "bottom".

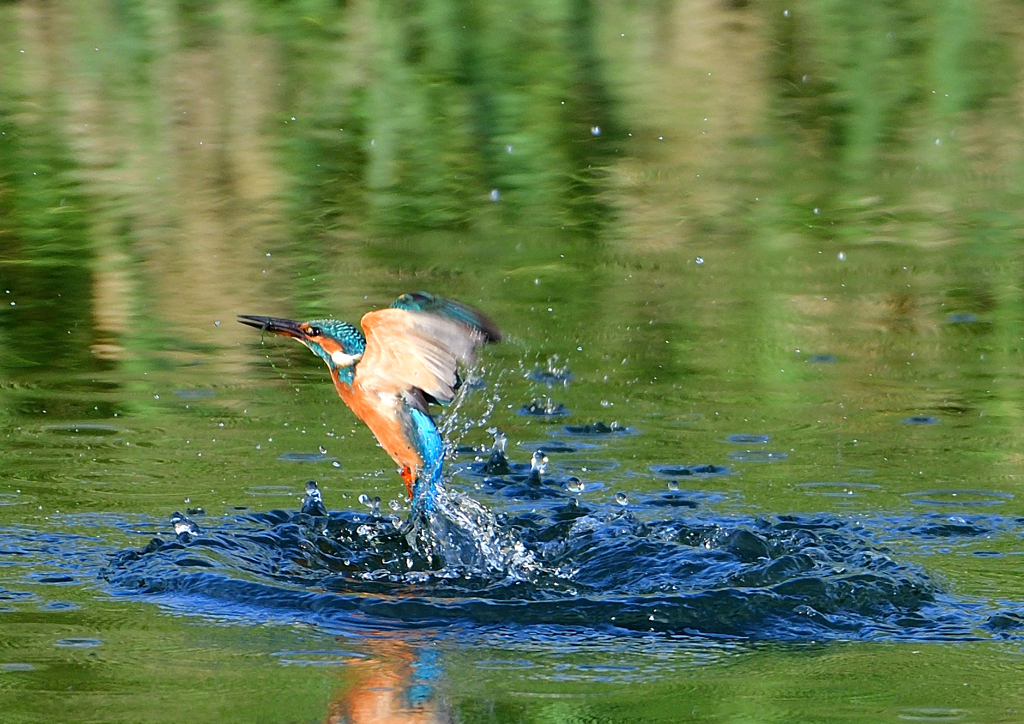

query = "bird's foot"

[{"left": 400, "top": 467, "right": 415, "bottom": 499}]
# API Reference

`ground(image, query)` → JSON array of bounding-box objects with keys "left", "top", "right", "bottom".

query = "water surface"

[{"left": 4, "top": 0, "right": 1024, "bottom": 721}]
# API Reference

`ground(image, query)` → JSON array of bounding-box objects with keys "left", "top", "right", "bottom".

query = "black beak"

[{"left": 237, "top": 315, "right": 306, "bottom": 340}]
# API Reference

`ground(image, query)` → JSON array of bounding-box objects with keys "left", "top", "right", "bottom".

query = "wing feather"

[{"left": 356, "top": 306, "right": 493, "bottom": 412}]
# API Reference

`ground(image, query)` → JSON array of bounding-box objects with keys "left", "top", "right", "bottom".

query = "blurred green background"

[{"left": 4, "top": 0, "right": 1024, "bottom": 721}]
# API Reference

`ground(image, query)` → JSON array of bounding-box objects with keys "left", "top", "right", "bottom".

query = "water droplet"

[
  {"left": 301, "top": 480, "right": 328, "bottom": 515},
  {"left": 389, "top": 499, "right": 402, "bottom": 511},
  {"left": 530, "top": 451, "right": 549, "bottom": 476},
  {"left": 783, "top": 9, "right": 790, "bottom": 17},
  {"left": 170, "top": 511, "right": 200, "bottom": 537},
  {"left": 318, "top": 445, "right": 327, "bottom": 455},
  {"left": 615, "top": 491, "right": 629, "bottom": 506},
  {"left": 695, "top": 256, "right": 704, "bottom": 265},
  {"left": 837, "top": 251, "right": 846, "bottom": 261},
  {"left": 358, "top": 493, "right": 370, "bottom": 506},
  {"left": 813, "top": 207, "right": 820, "bottom": 215},
  {"left": 214, "top": 320, "right": 221, "bottom": 327},
  {"left": 667, "top": 480, "right": 680, "bottom": 491},
  {"left": 591, "top": 126, "right": 601, "bottom": 136},
  {"left": 489, "top": 189, "right": 500, "bottom": 201},
  {"left": 332, "top": 461, "right": 341, "bottom": 468},
  {"left": 567, "top": 478, "right": 584, "bottom": 493}
]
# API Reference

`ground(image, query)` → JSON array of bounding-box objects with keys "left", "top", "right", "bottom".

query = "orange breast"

[{"left": 331, "top": 369, "right": 424, "bottom": 475}]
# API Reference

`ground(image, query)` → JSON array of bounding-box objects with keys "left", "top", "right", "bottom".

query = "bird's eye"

[{"left": 307, "top": 326, "right": 323, "bottom": 337}]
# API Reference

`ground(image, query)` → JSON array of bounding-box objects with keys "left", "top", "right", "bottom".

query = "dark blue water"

[{"left": 69, "top": 469, "right": 1021, "bottom": 643}]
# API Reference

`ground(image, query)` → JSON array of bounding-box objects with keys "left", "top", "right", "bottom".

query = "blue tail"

[{"left": 409, "top": 409, "right": 445, "bottom": 514}]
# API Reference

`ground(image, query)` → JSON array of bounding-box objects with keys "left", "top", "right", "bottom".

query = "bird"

[{"left": 238, "top": 292, "right": 501, "bottom": 512}]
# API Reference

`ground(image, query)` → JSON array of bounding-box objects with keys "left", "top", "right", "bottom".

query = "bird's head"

[{"left": 237, "top": 315, "right": 366, "bottom": 382}]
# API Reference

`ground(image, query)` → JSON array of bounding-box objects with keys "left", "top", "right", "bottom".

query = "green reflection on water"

[{"left": 3, "top": 0, "right": 1024, "bottom": 721}]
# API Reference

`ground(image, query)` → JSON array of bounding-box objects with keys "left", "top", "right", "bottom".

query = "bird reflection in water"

[{"left": 325, "top": 641, "right": 448, "bottom": 724}]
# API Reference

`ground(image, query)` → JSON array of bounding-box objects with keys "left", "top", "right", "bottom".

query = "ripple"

[
  {"left": 846, "top": 469, "right": 876, "bottom": 478},
  {"left": 517, "top": 398, "right": 570, "bottom": 418},
  {"left": 946, "top": 313, "right": 978, "bottom": 324},
  {"left": 650, "top": 464, "right": 731, "bottom": 478},
  {"left": 34, "top": 575, "right": 75, "bottom": 584},
  {"left": 271, "top": 649, "right": 366, "bottom": 666},
  {"left": 805, "top": 354, "right": 837, "bottom": 364},
  {"left": 724, "top": 434, "right": 770, "bottom": 444},
  {"left": 902, "top": 416, "right": 939, "bottom": 425},
  {"left": 54, "top": 638, "right": 102, "bottom": 648},
  {"left": 0, "top": 493, "right": 27, "bottom": 507},
  {"left": 0, "top": 588, "right": 36, "bottom": 601},
  {"left": 99, "top": 505, "right": 973, "bottom": 642},
  {"left": 727, "top": 450, "right": 788, "bottom": 463},
  {"left": 172, "top": 389, "right": 216, "bottom": 399},
  {"left": 1, "top": 663, "right": 36, "bottom": 672},
  {"left": 795, "top": 482, "right": 882, "bottom": 498},
  {"left": 559, "top": 422, "right": 636, "bottom": 437},
  {"left": 903, "top": 490, "right": 1013, "bottom": 507},
  {"left": 898, "top": 708, "right": 967, "bottom": 722},
  {"left": 39, "top": 601, "right": 80, "bottom": 611},
  {"left": 276, "top": 452, "right": 339, "bottom": 463},
  {"left": 527, "top": 366, "right": 573, "bottom": 386},
  {"left": 40, "top": 423, "right": 120, "bottom": 436}
]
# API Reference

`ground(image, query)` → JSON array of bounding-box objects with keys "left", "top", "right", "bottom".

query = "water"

[{"left": 6, "top": 0, "right": 1024, "bottom": 721}]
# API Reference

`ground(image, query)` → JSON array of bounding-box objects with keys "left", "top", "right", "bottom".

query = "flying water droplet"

[
  {"left": 318, "top": 445, "right": 327, "bottom": 455},
  {"left": 358, "top": 493, "right": 370, "bottom": 507},
  {"left": 695, "top": 257, "right": 704, "bottom": 265},
  {"left": 615, "top": 491, "right": 629, "bottom": 506},
  {"left": 526, "top": 451, "right": 549, "bottom": 485},
  {"left": 667, "top": 480, "right": 680, "bottom": 491},
  {"left": 301, "top": 480, "right": 328, "bottom": 516},
  {"left": 483, "top": 431, "right": 511, "bottom": 475},
  {"left": 566, "top": 478, "right": 584, "bottom": 493},
  {"left": 170, "top": 511, "right": 200, "bottom": 538},
  {"left": 531, "top": 451, "right": 549, "bottom": 476}
]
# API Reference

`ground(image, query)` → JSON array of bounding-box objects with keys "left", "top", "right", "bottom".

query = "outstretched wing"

[
  {"left": 356, "top": 294, "right": 500, "bottom": 413},
  {"left": 390, "top": 291, "right": 501, "bottom": 342}
]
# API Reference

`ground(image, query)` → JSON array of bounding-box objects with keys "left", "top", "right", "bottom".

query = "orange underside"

[{"left": 331, "top": 369, "right": 422, "bottom": 499}]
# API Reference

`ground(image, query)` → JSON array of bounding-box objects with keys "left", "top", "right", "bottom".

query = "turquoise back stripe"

[{"left": 409, "top": 408, "right": 444, "bottom": 513}]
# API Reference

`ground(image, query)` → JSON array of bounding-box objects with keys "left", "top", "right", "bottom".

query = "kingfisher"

[{"left": 238, "top": 292, "right": 501, "bottom": 512}]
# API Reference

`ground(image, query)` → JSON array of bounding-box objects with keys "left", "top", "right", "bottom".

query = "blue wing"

[{"left": 390, "top": 292, "right": 502, "bottom": 343}]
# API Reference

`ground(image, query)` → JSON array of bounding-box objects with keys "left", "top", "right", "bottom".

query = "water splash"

[
  {"left": 526, "top": 356, "right": 573, "bottom": 386},
  {"left": 170, "top": 512, "right": 200, "bottom": 539},
  {"left": 96, "top": 499, "right": 1024, "bottom": 641},
  {"left": 517, "top": 398, "right": 570, "bottom": 418},
  {"left": 301, "top": 481, "right": 328, "bottom": 516}
]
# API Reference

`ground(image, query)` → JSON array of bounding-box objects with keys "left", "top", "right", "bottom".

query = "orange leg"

[{"left": 400, "top": 467, "right": 415, "bottom": 499}]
